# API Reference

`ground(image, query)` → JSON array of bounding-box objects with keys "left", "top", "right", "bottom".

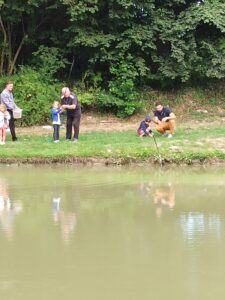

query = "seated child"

[{"left": 137, "top": 115, "right": 153, "bottom": 138}]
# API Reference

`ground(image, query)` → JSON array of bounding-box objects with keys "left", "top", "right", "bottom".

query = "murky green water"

[{"left": 0, "top": 165, "right": 225, "bottom": 300}]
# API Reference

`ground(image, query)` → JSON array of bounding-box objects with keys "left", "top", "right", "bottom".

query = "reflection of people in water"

[
  {"left": 139, "top": 182, "right": 152, "bottom": 204},
  {"left": 52, "top": 196, "right": 77, "bottom": 244},
  {"left": 0, "top": 178, "right": 23, "bottom": 240},
  {"left": 153, "top": 185, "right": 175, "bottom": 218},
  {"left": 139, "top": 181, "right": 176, "bottom": 218}
]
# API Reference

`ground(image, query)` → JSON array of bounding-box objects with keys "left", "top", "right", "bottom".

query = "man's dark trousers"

[
  {"left": 7, "top": 109, "right": 17, "bottom": 141},
  {"left": 66, "top": 114, "right": 81, "bottom": 140}
]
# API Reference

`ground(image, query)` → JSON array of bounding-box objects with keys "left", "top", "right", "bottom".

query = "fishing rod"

[
  {"left": 152, "top": 134, "right": 159, "bottom": 154},
  {"left": 151, "top": 133, "right": 163, "bottom": 165}
]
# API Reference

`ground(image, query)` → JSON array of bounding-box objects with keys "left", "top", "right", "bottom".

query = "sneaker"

[
  {"left": 73, "top": 138, "right": 78, "bottom": 143},
  {"left": 54, "top": 140, "right": 60, "bottom": 143},
  {"left": 163, "top": 133, "right": 168, "bottom": 137},
  {"left": 168, "top": 134, "right": 173, "bottom": 138}
]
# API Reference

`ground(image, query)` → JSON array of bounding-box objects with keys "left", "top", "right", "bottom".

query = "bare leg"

[
  {"left": 0, "top": 128, "right": 3, "bottom": 143},
  {"left": 2, "top": 127, "right": 6, "bottom": 143}
]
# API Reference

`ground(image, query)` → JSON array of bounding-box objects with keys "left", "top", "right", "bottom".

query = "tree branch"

[
  {"left": 8, "top": 34, "right": 28, "bottom": 75},
  {"left": 0, "top": 15, "right": 8, "bottom": 75}
]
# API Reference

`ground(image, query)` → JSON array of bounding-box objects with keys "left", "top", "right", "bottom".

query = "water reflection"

[
  {"left": 0, "top": 178, "right": 23, "bottom": 240},
  {"left": 0, "top": 166, "right": 225, "bottom": 300},
  {"left": 180, "top": 213, "right": 222, "bottom": 242},
  {"left": 52, "top": 196, "right": 77, "bottom": 244},
  {"left": 140, "top": 182, "right": 175, "bottom": 217},
  {"left": 153, "top": 184, "right": 175, "bottom": 217}
]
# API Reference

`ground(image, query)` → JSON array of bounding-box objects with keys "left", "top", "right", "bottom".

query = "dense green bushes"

[
  {"left": 0, "top": 67, "right": 61, "bottom": 126},
  {"left": 0, "top": 64, "right": 143, "bottom": 125},
  {"left": 96, "top": 62, "right": 143, "bottom": 117},
  {"left": 0, "top": 61, "right": 224, "bottom": 127},
  {"left": 1, "top": 0, "right": 225, "bottom": 125},
  {"left": 1, "top": 0, "right": 225, "bottom": 89},
  {"left": 0, "top": 46, "right": 69, "bottom": 126},
  {"left": 0, "top": 51, "right": 144, "bottom": 124}
]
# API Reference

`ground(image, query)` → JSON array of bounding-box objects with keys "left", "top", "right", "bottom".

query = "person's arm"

[
  {"left": 162, "top": 112, "right": 176, "bottom": 122},
  {"left": 153, "top": 110, "right": 162, "bottom": 124},
  {"left": 153, "top": 116, "right": 161, "bottom": 124},
  {"left": 1, "top": 91, "right": 16, "bottom": 110},
  {"left": 61, "top": 95, "right": 77, "bottom": 110},
  {"left": 147, "top": 128, "right": 154, "bottom": 137},
  {"left": 0, "top": 113, "right": 4, "bottom": 123},
  {"left": 52, "top": 108, "right": 61, "bottom": 115},
  {"left": 62, "top": 103, "right": 75, "bottom": 110},
  {"left": 4, "top": 111, "right": 11, "bottom": 127},
  {"left": 141, "top": 122, "right": 152, "bottom": 136},
  {"left": 6, "top": 111, "right": 11, "bottom": 121},
  {"left": 153, "top": 114, "right": 162, "bottom": 124},
  {"left": 59, "top": 101, "right": 65, "bottom": 113}
]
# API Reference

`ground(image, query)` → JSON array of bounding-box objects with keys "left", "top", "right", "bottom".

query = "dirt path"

[
  {"left": 16, "top": 113, "right": 225, "bottom": 136},
  {"left": 17, "top": 114, "right": 138, "bottom": 136}
]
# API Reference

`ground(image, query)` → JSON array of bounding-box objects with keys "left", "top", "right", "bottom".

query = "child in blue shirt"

[
  {"left": 51, "top": 101, "right": 62, "bottom": 143},
  {"left": 137, "top": 115, "right": 153, "bottom": 138}
]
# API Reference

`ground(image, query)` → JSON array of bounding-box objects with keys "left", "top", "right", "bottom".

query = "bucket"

[{"left": 13, "top": 108, "right": 23, "bottom": 119}]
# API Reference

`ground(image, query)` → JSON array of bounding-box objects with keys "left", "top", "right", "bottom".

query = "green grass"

[{"left": 0, "top": 124, "right": 225, "bottom": 164}]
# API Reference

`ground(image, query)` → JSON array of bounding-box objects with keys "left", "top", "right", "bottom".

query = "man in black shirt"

[
  {"left": 61, "top": 87, "right": 81, "bottom": 142},
  {"left": 153, "top": 101, "right": 176, "bottom": 138}
]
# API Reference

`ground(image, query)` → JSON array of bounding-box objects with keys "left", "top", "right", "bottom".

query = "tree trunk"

[
  {"left": 0, "top": 15, "right": 7, "bottom": 75},
  {"left": 8, "top": 34, "right": 27, "bottom": 75},
  {"left": 7, "top": 23, "right": 12, "bottom": 74}
]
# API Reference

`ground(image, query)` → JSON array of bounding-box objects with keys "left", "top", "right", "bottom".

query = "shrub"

[
  {"left": 96, "top": 62, "right": 143, "bottom": 118},
  {"left": 76, "top": 90, "right": 97, "bottom": 111},
  {"left": 32, "top": 46, "right": 69, "bottom": 79},
  {"left": 0, "top": 66, "right": 61, "bottom": 126}
]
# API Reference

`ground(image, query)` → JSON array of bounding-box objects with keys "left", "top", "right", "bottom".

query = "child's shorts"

[{"left": 137, "top": 129, "right": 146, "bottom": 136}]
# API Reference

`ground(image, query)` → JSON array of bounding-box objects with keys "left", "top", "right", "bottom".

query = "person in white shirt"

[{"left": 0, "top": 81, "right": 18, "bottom": 141}]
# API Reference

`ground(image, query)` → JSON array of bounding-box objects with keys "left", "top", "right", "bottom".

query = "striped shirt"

[{"left": 0, "top": 89, "right": 16, "bottom": 110}]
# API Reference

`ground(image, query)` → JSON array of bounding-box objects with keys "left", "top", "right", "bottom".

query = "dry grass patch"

[{"left": 204, "top": 138, "right": 225, "bottom": 153}]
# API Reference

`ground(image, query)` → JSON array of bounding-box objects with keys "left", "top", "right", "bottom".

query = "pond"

[{"left": 0, "top": 165, "right": 225, "bottom": 300}]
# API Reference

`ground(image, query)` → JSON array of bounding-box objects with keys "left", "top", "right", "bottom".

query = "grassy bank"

[{"left": 0, "top": 123, "right": 225, "bottom": 165}]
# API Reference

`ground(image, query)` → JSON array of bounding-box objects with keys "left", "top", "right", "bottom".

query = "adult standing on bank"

[
  {"left": 61, "top": 87, "right": 81, "bottom": 142},
  {"left": 0, "top": 81, "right": 18, "bottom": 141},
  {"left": 153, "top": 101, "right": 176, "bottom": 138}
]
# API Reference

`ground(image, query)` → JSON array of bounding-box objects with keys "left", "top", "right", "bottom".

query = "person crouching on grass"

[
  {"left": 153, "top": 101, "right": 176, "bottom": 138},
  {"left": 0, "top": 104, "right": 10, "bottom": 145},
  {"left": 137, "top": 115, "right": 154, "bottom": 138},
  {"left": 51, "top": 101, "right": 62, "bottom": 143}
]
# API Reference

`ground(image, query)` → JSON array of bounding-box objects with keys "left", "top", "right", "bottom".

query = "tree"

[
  {"left": 1, "top": 0, "right": 225, "bottom": 87},
  {"left": 154, "top": 0, "right": 225, "bottom": 82},
  {"left": 0, "top": 0, "right": 66, "bottom": 75}
]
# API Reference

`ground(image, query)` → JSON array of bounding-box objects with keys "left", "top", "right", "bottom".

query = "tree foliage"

[
  {"left": 0, "top": 0, "right": 225, "bottom": 88},
  {"left": 0, "top": 66, "right": 61, "bottom": 125}
]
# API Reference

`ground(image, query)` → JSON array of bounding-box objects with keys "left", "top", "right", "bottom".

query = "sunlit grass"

[{"left": 0, "top": 124, "right": 224, "bottom": 163}]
